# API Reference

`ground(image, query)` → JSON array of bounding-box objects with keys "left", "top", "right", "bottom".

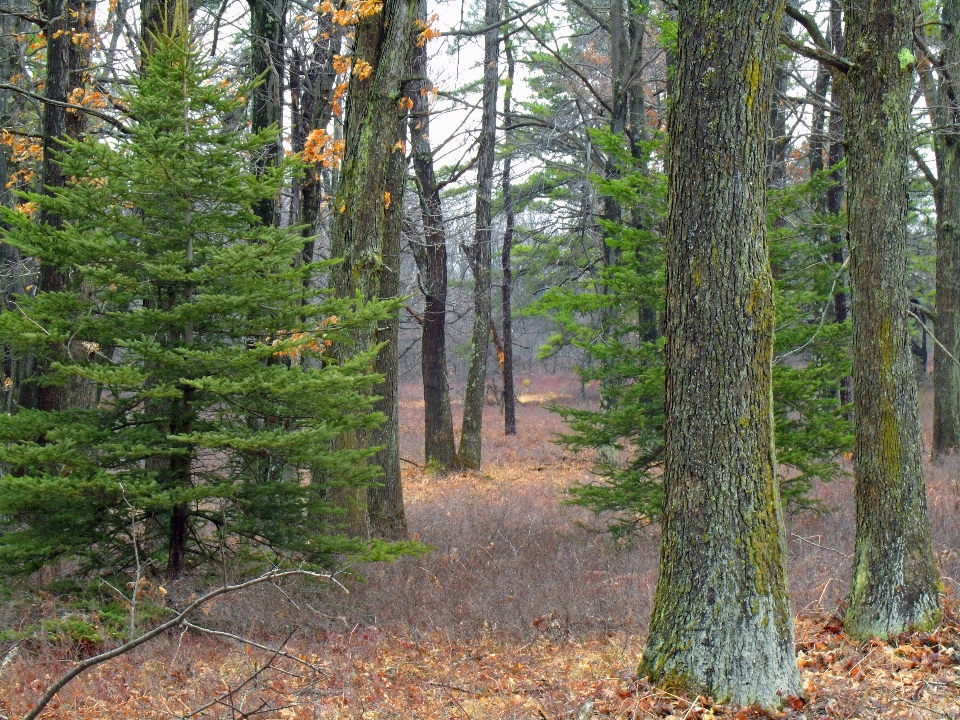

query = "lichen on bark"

[{"left": 638, "top": 0, "right": 800, "bottom": 708}]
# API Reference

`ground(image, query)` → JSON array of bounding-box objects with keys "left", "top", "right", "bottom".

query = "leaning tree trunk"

[
  {"left": 330, "top": 0, "right": 416, "bottom": 533},
  {"left": 410, "top": 0, "right": 457, "bottom": 470},
  {"left": 457, "top": 0, "right": 499, "bottom": 470},
  {"left": 932, "top": 0, "right": 960, "bottom": 460},
  {"left": 639, "top": 0, "right": 801, "bottom": 707},
  {"left": 837, "top": 0, "right": 941, "bottom": 639}
]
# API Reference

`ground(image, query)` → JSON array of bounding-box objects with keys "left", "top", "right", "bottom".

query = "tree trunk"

[
  {"left": 458, "top": 0, "right": 499, "bottom": 470},
  {"left": 0, "top": 10, "right": 28, "bottom": 415},
  {"left": 291, "top": 16, "right": 338, "bottom": 246},
  {"left": 248, "top": 0, "right": 288, "bottom": 227},
  {"left": 410, "top": 0, "right": 457, "bottom": 470},
  {"left": 18, "top": 0, "right": 95, "bottom": 413},
  {"left": 330, "top": 0, "right": 416, "bottom": 533},
  {"left": 837, "top": 0, "right": 941, "bottom": 639},
  {"left": 932, "top": 0, "right": 960, "bottom": 459},
  {"left": 500, "top": 30, "right": 517, "bottom": 437},
  {"left": 828, "top": 0, "right": 851, "bottom": 408},
  {"left": 639, "top": 0, "right": 801, "bottom": 707},
  {"left": 367, "top": 106, "right": 408, "bottom": 539}
]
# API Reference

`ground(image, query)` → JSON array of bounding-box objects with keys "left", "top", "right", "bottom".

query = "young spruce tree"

[{"left": 0, "top": 28, "right": 408, "bottom": 581}]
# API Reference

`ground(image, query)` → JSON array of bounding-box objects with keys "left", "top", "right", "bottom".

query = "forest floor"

[{"left": 2, "top": 370, "right": 960, "bottom": 719}]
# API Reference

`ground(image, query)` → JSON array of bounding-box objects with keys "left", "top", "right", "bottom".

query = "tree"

[
  {"left": 837, "top": 0, "right": 941, "bottom": 638},
  {"left": 329, "top": 0, "right": 416, "bottom": 532},
  {"left": 409, "top": 0, "right": 457, "bottom": 471},
  {"left": 0, "top": 29, "right": 404, "bottom": 580},
  {"left": 919, "top": 0, "right": 960, "bottom": 459},
  {"left": 458, "top": 0, "right": 500, "bottom": 470},
  {"left": 638, "top": 0, "right": 801, "bottom": 707}
]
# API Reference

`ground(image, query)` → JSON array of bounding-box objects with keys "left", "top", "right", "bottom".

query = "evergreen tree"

[
  {"left": 533, "top": 132, "right": 853, "bottom": 536},
  {"left": 0, "top": 29, "right": 409, "bottom": 580}
]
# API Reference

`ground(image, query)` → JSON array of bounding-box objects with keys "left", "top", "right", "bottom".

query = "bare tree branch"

[
  {"left": 780, "top": 33, "right": 853, "bottom": 74},
  {"left": 22, "top": 569, "right": 334, "bottom": 720},
  {"left": 0, "top": 83, "right": 130, "bottom": 133},
  {"left": 442, "top": 0, "right": 549, "bottom": 37}
]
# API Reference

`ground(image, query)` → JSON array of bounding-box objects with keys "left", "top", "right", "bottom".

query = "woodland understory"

[{"left": 1, "top": 372, "right": 959, "bottom": 720}]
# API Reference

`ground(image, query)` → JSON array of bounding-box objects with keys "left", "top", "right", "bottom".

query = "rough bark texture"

[
  {"left": 837, "top": 0, "right": 941, "bottom": 639},
  {"left": 410, "top": 0, "right": 457, "bottom": 470},
  {"left": 17, "top": 0, "right": 95, "bottom": 414},
  {"left": 639, "top": 0, "right": 801, "bottom": 707},
  {"left": 500, "top": 32, "right": 517, "bottom": 437},
  {"left": 291, "top": 18, "right": 338, "bottom": 244},
  {"left": 457, "top": 0, "right": 499, "bottom": 470},
  {"left": 828, "top": 0, "right": 851, "bottom": 407},
  {"left": 330, "top": 0, "right": 415, "bottom": 533},
  {"left": 248, "top": 0, "right": 288, "bottom": 227},
  {"left": 367, "top": 109, "right": 408, "bottom": 539},
  {"left": 932, "top": 0, "right": 960, "bottom": 459}
]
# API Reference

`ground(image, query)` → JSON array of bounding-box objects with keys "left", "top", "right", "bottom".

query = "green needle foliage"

[
  {"left": 0, "top": 29, "right": 412, "bottom": 579},
  {"left": 531, "top": 133, "right": 853, "bottom": 536}
]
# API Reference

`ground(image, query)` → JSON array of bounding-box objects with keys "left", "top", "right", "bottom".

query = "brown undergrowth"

[{"left": 1, "top": 372, "right": 959, "bottom": 719}]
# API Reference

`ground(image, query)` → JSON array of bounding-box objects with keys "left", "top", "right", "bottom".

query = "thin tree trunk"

[
  {"left": 500, "top": 29, "right": 517, "bottom": 437},
  {"left": 292, "top": 16, "right": 338, "bottom": 247},
  {"left": 828, "top": 0, "right": 851, "bottom": 408},
  {"left": 639, "top": 0, "right": 801, "bottom": 706},
  {"left": 458, "top": 0, "right": 499, "bottom": 470},
  {"left": 838, "top": 0, "right": 941, "bottom": 639},
  {"left": 330, "top": 0, "right": 416, "bottom": 532},
  {"left": 410, "top": 0, "right": 457, "bottom": 470},
  {"left": 248, "top": 0, "right": 288, "bottom": 227},
  {"left": 932, "top": 0, "right": 960, "bottom": 460},
  {"left": 0, "top": 10, "right": 28, "bottom": 415},
  {"left": 18, "top": 0, "right": 95, "bottom": 413}
]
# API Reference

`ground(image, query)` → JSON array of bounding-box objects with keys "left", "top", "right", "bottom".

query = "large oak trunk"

[
  {"left": 330, "top": 0, "right": 416, "bottom": 533},
  {"left": 639, "top": 0, "right": 801, "bottom": 707},
  {"left": 839, "top": 0, "right": 940, "bottom": 639}
]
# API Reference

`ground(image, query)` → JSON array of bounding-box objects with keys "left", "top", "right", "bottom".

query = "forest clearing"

[
  {"left": 4, "top": 0, "right": 960, "bottom": 715},
  {"left": 1, "top": 374, "right": 959, "bottom": 719}
]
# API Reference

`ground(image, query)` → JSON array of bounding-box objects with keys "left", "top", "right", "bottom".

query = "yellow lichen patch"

[{"left": 745, "top": 58, "right": 762, "bottom": 111}]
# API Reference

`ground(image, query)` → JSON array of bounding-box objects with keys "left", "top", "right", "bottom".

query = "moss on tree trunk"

[
  {"left": 838, "top": 0, "right": 941, "bottom": 639},
  {"left": 330, "top": 0, "right": 415, "bottom": 533},
  {"left": 638, "top": 0, "right": 801, "bottom": 707}
]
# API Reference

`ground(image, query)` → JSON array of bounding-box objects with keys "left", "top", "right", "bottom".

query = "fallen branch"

[
  {"left": 180, "top": 620, "right": 327, "bottom": 675},
  {"left": 22, "top": 569, "right": 333, "bottom": 720}
]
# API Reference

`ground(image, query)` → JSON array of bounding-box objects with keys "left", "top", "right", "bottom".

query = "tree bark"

[
  {"left": 17, "top": 0, "right": 95, "bottom": 413},
  {"left": 330, "top": 0, "right": 416, "bottom": 532},
  {"left": 410, "top": 0, "right": 457, "bottom": 470},
  {"left": 248, "top": 0, "right": 288, "bottom": 227},
  {"left": 837, "top": 0, "right": 941, "bottom": 639},
  {"left": 457, "top": 0, "right": 499, "bottom": 470},
  {"left": 932, "top": 0, "right": 960, "bottom": 459},
  {"left": 828, "top": 0, "right": 851, "bottom": 408},
  {"left": 500, "top": 29, "right": 517, "bottom": 437},
  {"left": 367, "top": 103, "right": 408, "bottom": 539},
  {"left": 639, "top": 0, "right": 801, "bottom": 707},
  {"left": 291, "top": 16, "right": 338, "bottom": 246}
]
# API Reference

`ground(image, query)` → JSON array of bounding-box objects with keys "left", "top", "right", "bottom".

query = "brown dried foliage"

[{"left": 1, "top": 374, "right": 959, "bottom": 719}]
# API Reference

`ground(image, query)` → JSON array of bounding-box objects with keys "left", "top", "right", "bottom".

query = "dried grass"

[{"left": 2, "top": 371, "right": 960, "bottom": 719}]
